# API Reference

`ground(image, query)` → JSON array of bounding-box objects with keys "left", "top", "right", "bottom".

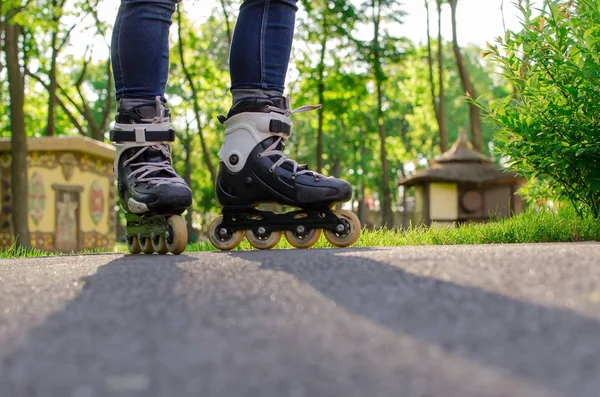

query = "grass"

[
  {"left": 186, "top": 208, "right": 600, "bottom": 252},
  {"left": 2, "top": 209, "right": 599, "bottom": 259},
  {"left": 0, "top": 243, "right": 122, "bottom": 259}
]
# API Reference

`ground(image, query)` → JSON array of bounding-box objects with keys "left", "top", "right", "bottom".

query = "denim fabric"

[
  {"left": 112, "top": 0, "right": 298, "bottom": 101},
  {"left": 111, "top": 0, "right": 179, "bottom": 101},
  {"left": 230, "top": 0, "right": 299, "bottom": 94}
]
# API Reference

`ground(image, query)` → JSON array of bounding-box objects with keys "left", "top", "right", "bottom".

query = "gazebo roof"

[
  {"left": 399, "top": 130, "right": 523, "bottom": 187},
  {"left": 435, "top": 130, "right": 491, "bottom": 164}
]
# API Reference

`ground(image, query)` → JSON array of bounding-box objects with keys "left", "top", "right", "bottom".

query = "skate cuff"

[
  {"left": 269, "top": 120, "right": 291, "bottom": 136},
  {"left": 110, "top": 129, "right": 176, "bottom": 143}
]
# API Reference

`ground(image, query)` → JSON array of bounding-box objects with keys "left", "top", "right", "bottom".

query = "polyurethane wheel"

[
  {"left": 152, "top": 235, "right": 169, "bottom": 255},
  {"left": 126, "top": 235, "right": 142, "bottom": 254},
  {"left": 246, "top": 229, "right": 282, "bottom": 250},
  {"left": 166, "top": 215, "right": 188, "bottom": 255},
  {"left": 140, "top": 236, "right": 154, "bottom": 254},
  {"left": 208, "top": 215, "right": 245, "bottom": 251},
  {"left": 284, "top": 228, "right": 321, "bottom": 249},
  {"left": 323, "top": 209, "right": 361, "bottom": 248}
]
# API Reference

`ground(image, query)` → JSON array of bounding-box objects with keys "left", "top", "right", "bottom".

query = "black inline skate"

[
  {"left": 208, "top": 96, "right": 361, "bottom": 250},
  {"left": 110, "top": 97, "right": 192, "bottom": 255}
]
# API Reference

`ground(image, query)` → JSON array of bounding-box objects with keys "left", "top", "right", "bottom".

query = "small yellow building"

[
  {"left": 399, "top": 132, "right": 525, "bottom": 228},
  {"left": 0, "top": 136, "right": 116, "bottom": 252}
]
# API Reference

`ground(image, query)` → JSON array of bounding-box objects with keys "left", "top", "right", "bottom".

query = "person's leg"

[
  {"left": 210, "top": 0, "right": 359, "bottom": 251},
  {"left": 229, "top": 0, "right": 298, "bottom": 104},
  {"left": 112, "top": 0, "right": 178, "bottom": 101},
  {"left": 109, "top": 0, "right": 191, "bottom": 243}
]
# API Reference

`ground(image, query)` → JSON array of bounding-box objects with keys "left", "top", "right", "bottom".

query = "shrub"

[{"left": 481, "top": 0, "right": 600, "bottom": 217}]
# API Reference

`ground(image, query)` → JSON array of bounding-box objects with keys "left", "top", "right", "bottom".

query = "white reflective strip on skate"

[
  {"left": 135, "top": 129, "right": 146, "bottom": 142},
  {"left": 128, "top": 198, "right": 149, "bottom": 214},
  {"left": 113, "top": 121, "right": 174, "bottom": 132}
]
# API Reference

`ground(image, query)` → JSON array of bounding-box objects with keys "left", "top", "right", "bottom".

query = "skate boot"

[
  {"left": 110, "top": 96, "right": 192, "bottom": 255},
  {"left": 208, "top": 96, "right": 361, "bottom": 250}
]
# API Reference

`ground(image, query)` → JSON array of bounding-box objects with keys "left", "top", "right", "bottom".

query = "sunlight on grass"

[{"left": 3, "top": 209, "right": 599, "bottom": 259}]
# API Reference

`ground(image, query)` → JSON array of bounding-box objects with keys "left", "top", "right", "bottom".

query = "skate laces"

[
  {"left": 123, "top": 144, "right": 187, "bottom": 187},
  {"left": 260, "top": 96, "right": 324, "bottom": 180}
]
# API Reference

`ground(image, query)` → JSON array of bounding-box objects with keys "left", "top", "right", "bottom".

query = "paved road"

[{"left": 1, "top": 243, "right": 600, "bottom": 397}]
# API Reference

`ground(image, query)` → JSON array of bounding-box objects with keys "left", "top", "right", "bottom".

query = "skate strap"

[
  {"left": 269, "top": 119, "right": 291, "bottom": 136},
  {"left": 110, "top": 129, "right": 176, "bottom": 143}
]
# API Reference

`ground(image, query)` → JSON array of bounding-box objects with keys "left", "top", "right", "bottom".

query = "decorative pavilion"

[{"left": 398, "top": 131, "right": 525, "bottom": 228}]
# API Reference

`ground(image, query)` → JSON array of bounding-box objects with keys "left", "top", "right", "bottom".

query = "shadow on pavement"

[
  {"left": 237, "top": 247, "right": 600, "bottom": 396},
  {"left": 0, "top": 254, "right": 193, "bottom": 397},
  {"left": 2, "top": 247, "right": 600, "bottom": 397}
]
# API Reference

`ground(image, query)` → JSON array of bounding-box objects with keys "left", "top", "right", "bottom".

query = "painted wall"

[
  {"left": 0, "top": 149, "right": 116, "bottom": 251},
  {"left": 429, "top": 183, "right": 458, "bottom": 221},
  {"left": 413, "top": 185, "right": 425, "bottom": 226},
  {"left": 27, "top": 165, "right": 112, "bottom": 235}
]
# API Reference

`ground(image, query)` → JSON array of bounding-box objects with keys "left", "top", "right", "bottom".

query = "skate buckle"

[{"left": 135, "top": 128, "right": 146, "bottom": 142}]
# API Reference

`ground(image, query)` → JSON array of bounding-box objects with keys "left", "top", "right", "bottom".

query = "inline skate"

[
  {"left": 208, "top": 96, "right": 361, "bottom": 250},
  {"left": 110, "top": 97, "right": 192, "bottom": 255}
]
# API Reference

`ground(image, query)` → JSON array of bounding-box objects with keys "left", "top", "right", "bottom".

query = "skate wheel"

[
  {"left": 284, "top": 228, "right": 321, "bottom": 249},
  {"left": 152, "top": 235, "right": 169, "bottom": 255},
  {"left": 246, "top": 229, "right": 282, "bottom": 250},
  {"left": 323, "top": 210, "right": 361, "bottom": 248},
  {"left": 140, "top": 236, "right": 154, "bottom": 254},
  {"left": 166, "top": 216, "right": 188, "bottom": 255},
  {"left": 126, "top": 235, "right": 142, "bottom": 254},
  {"left": 208, "top": 215, "right": 244, "bottom": 251}
]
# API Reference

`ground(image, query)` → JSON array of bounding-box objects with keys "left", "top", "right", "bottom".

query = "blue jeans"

[{"left": 111, "top": 0, "right": 298, "bottom": 101}]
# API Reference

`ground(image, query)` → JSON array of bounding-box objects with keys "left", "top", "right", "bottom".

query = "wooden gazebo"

[{"left": 398, "top": 131, "right": 525, "bottom": 228}]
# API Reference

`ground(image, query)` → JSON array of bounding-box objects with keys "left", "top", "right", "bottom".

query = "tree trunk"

[
  {"left": 5, "top": 22, "right": 30, "bottom": 248},
  {"left": 425, "top": 0, "right": 447, "bottom": 153},
  {"left": 436, "top": 0, "right": 448, "bottom": 153},
  {"left": 448, "top": 0, "right": 483, "bottom": 152},
  {"left": 315, "top": 31, "right": 327, "bottom": 174},
  {"left": 183, "top": 134, "right": 194, "bottom": 243},
  {"left": 219, "top": 0, "right": 232, "bottom": 47},
  {"left": 46, "top": 1, "right": 60, "bottom": 137},
  {"left": 315, "top": 14, "right": 328, "bottom": 174},
  {"left": 373, "top": 0, "right": 394, "bottom": 228}
]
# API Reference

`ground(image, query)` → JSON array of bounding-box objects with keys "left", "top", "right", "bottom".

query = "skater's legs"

[
  {"left": 230, "top": 0, "right": 298, "bottom": 101},
  {"left": 212, "top": 0, "right": 360, "bottom": 251},
  {"left": 111, "top": 0, "right": 179, "bottom": 101},
  {"left": 109, "top": 0, "right": 191, "bottom": 255}
]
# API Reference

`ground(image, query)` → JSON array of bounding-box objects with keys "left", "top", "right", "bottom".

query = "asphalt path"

[{"left": 1, "top": 242, "right": 599, "bottom": 397}]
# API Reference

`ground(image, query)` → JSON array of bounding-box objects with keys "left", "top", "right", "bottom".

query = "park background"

[{"left": 2, "top": 0, "right": 599, "bottom": 251}]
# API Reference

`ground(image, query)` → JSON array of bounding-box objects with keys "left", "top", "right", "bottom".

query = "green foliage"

[
  {"left": 2, "top": 0, "right": 511, "bottom": 233},
  {"left": 481, "top": 0, "right": 600, "bottom": 217}
]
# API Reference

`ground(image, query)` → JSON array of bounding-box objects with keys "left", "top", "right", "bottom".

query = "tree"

[
  {"left": 425, "top": 0, "right": 448, "bottom": 152},
  {"left": 447, "top": 0, "right": 483, "bottom": 152},
  {"left": 356, "top": 0, "right": 406, "bottom": 227},
  {"left": 175, "top": 7, "right": 217, "bottom": 184},
  {"left": 3, "top": 5, "right": 30, "bottom": 247},
  {"left": 43, "top": 0, "right": 105, "bottom": 137},
  {"left": 298, "top": 0, "right": 359, "bottom": 174}
]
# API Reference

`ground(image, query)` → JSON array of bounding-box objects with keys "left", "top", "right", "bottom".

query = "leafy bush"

[{"left": 481, "top": 0, "right": 600, "bottom": 217}]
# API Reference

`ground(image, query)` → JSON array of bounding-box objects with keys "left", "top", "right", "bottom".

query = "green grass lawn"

[{"left": 2, "top": 209, "right": 599, "bottom": 259}]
